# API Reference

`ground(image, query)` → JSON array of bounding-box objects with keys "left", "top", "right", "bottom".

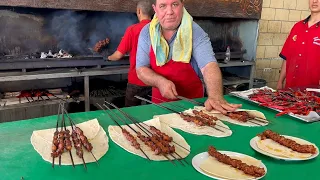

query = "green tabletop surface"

[{"left": 1, "top": 95, "right": 320, "bottom": 180}]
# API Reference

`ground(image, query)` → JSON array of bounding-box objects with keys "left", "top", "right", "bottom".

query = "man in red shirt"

[
  {"left": 277, "top": 0, "right": 320, "bottom": 89},
  {"left": 97, "top": 0, "right": 153, "bottom": 106}
]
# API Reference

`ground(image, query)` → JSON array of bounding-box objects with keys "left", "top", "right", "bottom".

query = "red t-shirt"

[
  {"left": 117, "top": 19, "right": 151, "bottom": 86},
  {"left": 280, "top": 16, "right": 320, "bottom": 89}
]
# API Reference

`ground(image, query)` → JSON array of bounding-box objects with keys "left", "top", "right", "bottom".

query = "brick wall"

[{"left": 254, "top": 0, "right": 310, "bottom": 89}]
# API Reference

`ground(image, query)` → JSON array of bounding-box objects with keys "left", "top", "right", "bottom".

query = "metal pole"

[{"left": 84, "top": 76, "right": 90, "bottom": 111}]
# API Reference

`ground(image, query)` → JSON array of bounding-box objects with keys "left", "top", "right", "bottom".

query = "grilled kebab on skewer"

[
  {"left": 258, "top": 130, "right": 317, "bottom": 154},
  {"left": 208, "top": 146, "right": 266, "bottom": 177}
]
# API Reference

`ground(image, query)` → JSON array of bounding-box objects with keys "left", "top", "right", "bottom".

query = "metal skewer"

[
  {"left": 62, "top": 109, "right": 87, "bottom": 170},
  {"left": 253, "top": 117, "right": 270, "bottom": 123},
  {"left": 134, "top": 96, "right": 228, "bottom": 133},
  {"left": 58, "top": 107, "right": 65, "bottom": 167},
  {"left": 156, "top": 96, "right": 268, "bottom": 126},
  {"left": 104, "top": 102, "right": 188, "bottom": 166},
  {"left": 52, "top": 103, "right": 62, "bottom": 168},
  {"left": 61, "top": 104, "right": 75, "bottom": 168},
  {"left": 247, "top": 119, "right": 265, "bottom": 126},
  {"left": 104, "top": 102, "right": 190, "bottom": 153},
  {"left": 150, "top": 95, "right": 187, "bottom": 110},
  {"left": 101, "top": 103, "right": 177, "bottom": 165},
  {"left": 176, "top": 96, "right": 270, "bottom": 125},
  {"left": 46, "top": 92, "right": 68, "bottom": 103},
  {"left": 96, "top": 103, "right": 151, "bottom": 161},
  {"left": 62, "top": 107, "right": 99, "bottom": 166},
  {"left": 104, "top": 102, "right": 191, "bottom": 152},
  {"left": 104, "top": 101, "right": 181, "bottom": 165},
  {"left": 101, "top": 103, "right": 177, "bottom": 166},
  {"left": 176, "top": 95, "right": 204, "bottom": 106},
  {"left": 148, "top": 96, "right": 230, "bottom": 132}
]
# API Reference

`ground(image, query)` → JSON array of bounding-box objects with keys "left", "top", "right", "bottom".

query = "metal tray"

[{"left": 229, "top": 86, "right": 320, "bottom": 123}]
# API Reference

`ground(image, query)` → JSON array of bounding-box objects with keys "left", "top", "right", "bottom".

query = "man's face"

[
  {"left": 152, "top": 0, "right": 183, "bottom": 31},
  {"left": 310, "top": 0, "right": 320, "bottom": 13}
]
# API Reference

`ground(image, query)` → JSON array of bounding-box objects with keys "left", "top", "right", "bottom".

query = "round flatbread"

[
  {"left": 155, "top": 109, "right": 232, "bottom": 137},
  {"left": 108, "top": 117, "right": 190, "bottom": 161},
  {"left": 194, "top": 106, "right": 268, "bottom": 127},
  {"left": 200, "top": 155, "right": 263, "bottom": 180},
  {"left": 30, "top": 119, "right": 109, "bottom": 165},
  {"left": 256, "top": 136, "right": 316, "bottom": 159}
]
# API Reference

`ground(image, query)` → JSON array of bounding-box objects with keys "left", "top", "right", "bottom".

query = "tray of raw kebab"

[
  {"left": 31, "top": 103, "right": 109, "bottom": 170},
  {"left": 230, "top": 86, "right": 320, "bottom": 122}
]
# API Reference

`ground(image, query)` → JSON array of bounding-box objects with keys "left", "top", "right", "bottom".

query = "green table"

[{"left": 1, "top": 96, "right": 320, "bottom": 180}]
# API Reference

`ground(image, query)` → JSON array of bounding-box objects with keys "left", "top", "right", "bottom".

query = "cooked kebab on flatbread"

[
  {"left": 149, "top": 126, "right": 173, "bottom": 142},
  {"left": 180, "top": 113, "right": 218, "bottom": 127},
  {"left": 136, "top": 132, "right": 175, "bottom": 155},
  {"left": 208, "top": 146, "right": 266, "bottom": 177},
  {"left": 122, "top": 128, "right": 140, "bottom": 149},
  {"left": 258, "top": 130, "right": 317, "bottom": 154},
  {"left": 192, "top": 110, "right": 218, "bottom": 121}
]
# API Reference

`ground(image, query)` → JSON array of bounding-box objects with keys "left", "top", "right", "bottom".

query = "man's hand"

[
  {"left": 204, "top": 97, "right": 242, "bottom": 114},
  {"left": 276, "top": 81, "right": 284, "bottom": 90},
  {"left": 107, "top": 51, "right": 124, "bottom": 61},
  {"left": 158, "top": 79, "right": 178, "bottom": 99}
]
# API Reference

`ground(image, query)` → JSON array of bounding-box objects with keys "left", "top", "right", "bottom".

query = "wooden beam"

[
  {"left": 0, "top": 0, "right": 262, "bottom": 19},
  {"left": 184, "top": 0, "right": 262, "bottom": 19}
]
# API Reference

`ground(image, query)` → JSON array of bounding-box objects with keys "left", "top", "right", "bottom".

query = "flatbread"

[
  {"left": 108, "top": 117, "right": 190, "bottom": 161},
  {"left": 200, "top": 155, "right": 263, "bottom": 180},
  {"left": 155, "top": 109, "right": 232, "bottom": 137},
  {"left": 194, "top": 106, "right": 268, "bottom": 127},
  {"left": 31, "top": 119, "right": 109, "bottom": 165},
  {"left": 256, "top": 136, "right": 317, "bottom": 159},
  {"left": 200, "top": 156, "right": 260, "bottom": 180}
]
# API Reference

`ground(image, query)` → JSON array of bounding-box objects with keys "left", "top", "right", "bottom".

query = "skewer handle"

[
  {"left": 134, "top": 96, "right": 181, "bottom": 114},
  {"left": 176, "top": 96, "right": 204, "bottom": 106}
]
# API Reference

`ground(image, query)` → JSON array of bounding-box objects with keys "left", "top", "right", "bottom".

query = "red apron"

[{"left": 150, "top": 47, "right": 204, "bottom": 103}]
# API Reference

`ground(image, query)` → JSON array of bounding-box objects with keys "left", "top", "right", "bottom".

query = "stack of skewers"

[
  {"left": 97, "top": 102, "right": 190, "bottom": 166},
  {"left": 51, "top": 103, "right": 99, "bottom": 170}
]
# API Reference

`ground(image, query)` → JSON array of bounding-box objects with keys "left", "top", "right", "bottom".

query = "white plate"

[
  {"left": 250, "top": 136, "right": 319, "bottom": 161},
  {"left": 192, "top": 151, "right": 267, "bottom": 180}
]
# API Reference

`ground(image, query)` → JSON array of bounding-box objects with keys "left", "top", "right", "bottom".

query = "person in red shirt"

[
  {"left": 97, "top": 0, "right": 153, "bottom": 107},
  {"left": 277, "top": 0, "right": 320, "bottom": 89}
]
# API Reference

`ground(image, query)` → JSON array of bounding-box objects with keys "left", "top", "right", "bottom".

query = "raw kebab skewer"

[{"left": 249, "top": 88, "right": 320, "bottom": 116}]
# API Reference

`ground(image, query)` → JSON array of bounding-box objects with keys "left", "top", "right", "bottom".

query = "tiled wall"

[{"left": 255, "top": 0, "right": 310, "bottom": 89}]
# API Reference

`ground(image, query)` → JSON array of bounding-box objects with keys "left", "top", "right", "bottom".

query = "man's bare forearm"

[
  {"left": 278, "top": 60, "right": 286, "bottom": 83},
  {"left": 201, "top": 62, "right": 224, "bottom": 99},
  {"left": 108, "top": 51, "right": 124, "bottom": 61},
  {"left": 137, "top": 66, "right": 168, "bottom": 87}
]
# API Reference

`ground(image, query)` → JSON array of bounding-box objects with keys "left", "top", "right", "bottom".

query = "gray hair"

[
  {"left": 151, "top": 0, "right": 183, "bottom": 5},
  {"left": 137, "top": 0, "right": 154, "bottom": 17}
]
